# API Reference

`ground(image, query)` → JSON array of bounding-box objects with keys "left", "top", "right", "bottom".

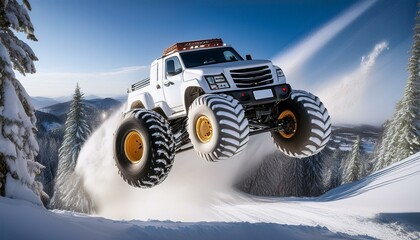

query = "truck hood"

[{"left": 183, "top": 59, "right": 274, "bottom": 78}]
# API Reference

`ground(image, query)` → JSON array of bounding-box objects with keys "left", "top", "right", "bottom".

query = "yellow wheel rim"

[
  {"left": 195, "top": 115, "right": 213, "bottom": 143},
  {"left": 124, "top": 131, "right": 144, "bottom": 163},
  {"left": 278, "top": 110, "right": 297, "bottom": 139}
]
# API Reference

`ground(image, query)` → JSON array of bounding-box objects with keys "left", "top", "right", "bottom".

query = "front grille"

[{"left": 230, "top": 65, "right": 273, "bottom": 88}]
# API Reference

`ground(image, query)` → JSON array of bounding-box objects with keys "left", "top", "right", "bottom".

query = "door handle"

[{"left": 163, "top": 81, "right": 174, "bottom": 87}]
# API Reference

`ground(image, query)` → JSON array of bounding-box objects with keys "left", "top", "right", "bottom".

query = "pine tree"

[
  {"left": 372, "top": 120, "right": 391, "bottom": 171},
  {"left": 36, "top": 132, "right": 61, "bottom": 197},
  {"left": 373, "top": 3, "right": 420, "bottom": 171},
  {"left": 281, "top": 158, "right": 304, "bottom": 197},
  {"left": 50, "top": 84, "right": 94, "bottom": 213},
  {"left": 325, "top": 151, "right": 344, "bottom": 190},
  {"left": 302, "top": 154, "right": 324, "bottom": 197},
  {"left": 0, "top": 0, "right": 46, "bottom": 205},
  {"left": 343, "top": 136, "right": 362, "bottom": 183},
  {"left": 245, "top": 153, "right": 280, "bottom": 196}
]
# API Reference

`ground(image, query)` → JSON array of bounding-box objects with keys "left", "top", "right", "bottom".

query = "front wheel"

[
  {"left": 272, "top": 90, "right": 331, "bottom": 158},
  {"left": 187, "top": 94, "right": 249, "bottom": 161},
  {"left": 113, "top": 109, "right": 175, "bottom": 188}
]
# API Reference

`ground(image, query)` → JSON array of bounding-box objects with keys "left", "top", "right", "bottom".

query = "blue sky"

[
  {"left": 23, "top": 0, "right": 361, "bottom": 71},
  {"left": 18, "top": 0, "right": 417, "bottom": 124}
]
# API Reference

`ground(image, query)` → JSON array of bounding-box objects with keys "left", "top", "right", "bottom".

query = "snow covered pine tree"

[
  {"left": 50, "top": 84, "right": 95, "bottom": 213},
  {"left": 373, "top": 2, "right": 420, "bottom": 171},
  {"left": 0, "top": 0, "right": 47, "bottom": 205},
  {"left": 302, "top": 154, "right": 324, "bottom": 197},
  {"left": 342, "top": 136, "right": 362, "bottom": 184}
]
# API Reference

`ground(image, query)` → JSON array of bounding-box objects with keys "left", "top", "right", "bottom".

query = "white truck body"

[
  {"left": 114, "top": 39, "right": 332, "bottom": 188},
  {"left": 127, "top": 43, "right": 287, "bottom": 120}
]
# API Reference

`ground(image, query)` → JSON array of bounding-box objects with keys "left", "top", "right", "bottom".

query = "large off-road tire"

[
  {"left": 271, "top": 90, "right": 331, "bottom": 158},
  {"left": 113, "top": 109, "right": 175, "bottom": 188},
  {"left": 187, "top": 94, "right": 249, "bottom": 161}
]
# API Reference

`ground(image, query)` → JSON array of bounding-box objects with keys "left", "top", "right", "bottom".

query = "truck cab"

[{"left": 127, "top": 39, "right": 290, "bottom": 120}]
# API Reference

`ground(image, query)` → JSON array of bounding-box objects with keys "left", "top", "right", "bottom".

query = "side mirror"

[{"left": 246, "top": 54, "right": 252, "bottom": 60}]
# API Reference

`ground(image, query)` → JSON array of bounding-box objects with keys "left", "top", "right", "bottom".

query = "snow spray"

[
  {"left": 76, "top": 105, "right": 277, "bottom": 221},
  {"left": 316, "top": 41, "right": 388, "bottom": 124}
]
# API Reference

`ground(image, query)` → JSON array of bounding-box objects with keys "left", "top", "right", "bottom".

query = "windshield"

[{"left": 180, "top": 47, "right": 244, "bottom": 68}]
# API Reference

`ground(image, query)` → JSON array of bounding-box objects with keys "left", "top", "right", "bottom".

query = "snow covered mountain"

[
  {"left": 30, "top": 95, "right": 108, "bottom": 110},
  {"left": 328, "top": 125, "right": 381, "bottom": 153},
  {"left": 38, "top": 98, "right": 121, "bottom": 120},
  {"left": 30, "top": 96, "right": 61, "bottom": 110},
  {"left": 36, "top": 98, "right": 122, "bottom": 131},
  {"left": 35, "top": 111, "right": 63, "bottom": 133},
  {"left": 2, "top": 152, "right": 419, "bottom": 239}
]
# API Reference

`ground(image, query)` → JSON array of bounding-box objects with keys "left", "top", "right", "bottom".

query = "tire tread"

[
  {"left": 188, "top": 94, "right": 249, "bottom": 161},
  {"left": 116, "top": 109, "right": 175, "bottom": 188},
  {"left": 275, "top": 90, "right": 331, "bottom": 158}
]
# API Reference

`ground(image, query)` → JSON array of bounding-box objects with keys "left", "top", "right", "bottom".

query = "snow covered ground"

[
  {"left": 1, "top": 196, "right": 363, "bottom": 240},
  {"left": 212, "top": 152, "right": 420, "bottom": 239},
  {"left": 1, "top": 152, "right": 419, "bottom": 239},
  {"left": 2, "top": 110, "right": 419, "bottom": 239}
]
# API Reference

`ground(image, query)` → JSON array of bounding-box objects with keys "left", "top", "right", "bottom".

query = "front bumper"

[{"left": 224, "top": 84, "right": 291, "bottom": 106}]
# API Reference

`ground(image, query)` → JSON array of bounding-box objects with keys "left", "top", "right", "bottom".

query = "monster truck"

[{"left": 113, "top": 38, "right": 331, "bottom": 188}]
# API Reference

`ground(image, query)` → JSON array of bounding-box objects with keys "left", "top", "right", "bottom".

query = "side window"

[{"left": 165, "top": 57, "right": 182, "bottom": 78}]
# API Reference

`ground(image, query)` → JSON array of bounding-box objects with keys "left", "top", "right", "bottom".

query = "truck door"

[
  {"left": 163, "top": 56, "right": 183, "bottom": 110},
  {"left": 150, "top": 62, "right": 165, "bottom": 103}
]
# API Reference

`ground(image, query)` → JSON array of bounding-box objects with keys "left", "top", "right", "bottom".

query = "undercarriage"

[{"left": 169, "top": 98, "right": 297, "bottom": 151}]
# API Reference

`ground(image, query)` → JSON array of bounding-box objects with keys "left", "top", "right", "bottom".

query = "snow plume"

[
  {"left": 361, "top": 42, "right": 389, "bottom": 71},
  {"left": 272, "top": 0, "right": 376, "bottom": 81},
  {"left": 76, "top": 106, "right": 277, "bottom": 221},
  {"left": 316, "top": 41, "right": 389, "bottom": 124}
]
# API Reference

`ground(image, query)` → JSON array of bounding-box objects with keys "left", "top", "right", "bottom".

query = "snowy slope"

[
  {"left": 1, "top": 152, "right": 419, "bottom": 239},
  {"left": 0, "top": 197, "right": 360, "bottom": 240},
  {"left": 213, "top": 152, "right": 420, "bottom": 239}
]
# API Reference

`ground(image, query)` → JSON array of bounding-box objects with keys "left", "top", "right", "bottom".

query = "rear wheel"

[
  {"left": 187, "top": 94, "right": 249, "bottom": 161},
  {"left": 272, "top": 90, "right": 331, "bottom": 158},
  {"left": 113, "top": 109, "right": 175, "bottom": 188}
]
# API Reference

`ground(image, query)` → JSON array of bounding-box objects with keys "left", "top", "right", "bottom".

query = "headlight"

[
  {"left": 276, "top": 68, "right": 285, "bottom": 78},
  {"left": 205, "top": 74, "right": 230, "bottom": 90}
]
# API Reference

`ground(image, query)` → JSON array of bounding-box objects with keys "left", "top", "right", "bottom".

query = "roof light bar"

[{"left": 163, "top": 38, "right": 224, "bottom": 56}]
